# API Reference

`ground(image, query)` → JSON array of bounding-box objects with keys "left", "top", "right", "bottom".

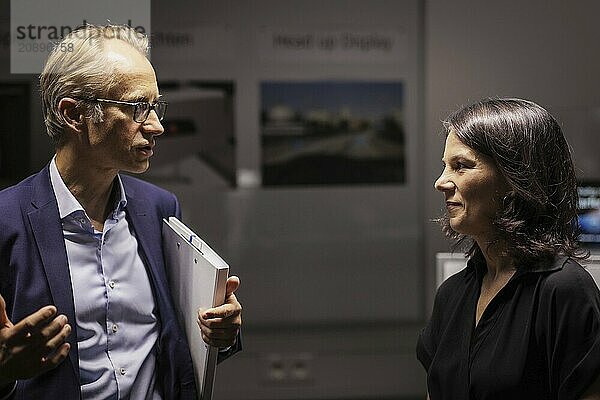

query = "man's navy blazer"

[{"left": 0, "top": 165, "right": 219, "bottom": 399}]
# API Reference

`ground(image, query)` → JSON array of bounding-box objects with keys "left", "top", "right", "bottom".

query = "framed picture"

[{"left": 261, "top": 80, "right": 405, "bottom": 186}]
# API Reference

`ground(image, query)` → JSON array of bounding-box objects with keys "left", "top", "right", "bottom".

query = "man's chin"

[{"left": 123, "top": 161, "right": 150, "bottom": 174}]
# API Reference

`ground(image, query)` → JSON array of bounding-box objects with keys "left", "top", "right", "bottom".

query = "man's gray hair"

[{"left": 40, "top": 24, "right": 149, "bottom": 145}]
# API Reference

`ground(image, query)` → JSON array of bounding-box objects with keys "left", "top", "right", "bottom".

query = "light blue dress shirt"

[{"left": 49, "top": 158, "right": 162, "bottom": 400}]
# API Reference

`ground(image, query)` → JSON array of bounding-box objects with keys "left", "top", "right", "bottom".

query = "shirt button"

[
  {"left": 109, "top": 281, "right": 116, "bottom": 289},
  {"left": 112, "top": 324, "right": 118, "bottom": 333},
  {"left": 119, "top": 368, "right": 126, "bottom": 375}
]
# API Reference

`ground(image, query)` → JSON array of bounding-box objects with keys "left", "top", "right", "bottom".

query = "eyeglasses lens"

[{"left": 134, "top": 102, "right": 166, "bottom": 122}]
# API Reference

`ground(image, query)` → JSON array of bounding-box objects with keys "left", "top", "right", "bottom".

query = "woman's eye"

[{"left": 441, "top": 161, "right": 469, "bottom": 172}]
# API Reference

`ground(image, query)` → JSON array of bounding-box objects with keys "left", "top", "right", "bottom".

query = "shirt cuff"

[{"left": 0, "top": 381, "right": 16, "bottom": 400}]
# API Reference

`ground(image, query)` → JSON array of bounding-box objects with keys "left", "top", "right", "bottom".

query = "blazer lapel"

[
  {"left": 124, "top": 183, "right": 164, "bottom": 291},
  {"left": 27, "top": 166, "right": 80, "bottom": 382}
]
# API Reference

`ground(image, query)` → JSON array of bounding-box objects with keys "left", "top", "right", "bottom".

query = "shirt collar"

[
  {"left": 465, "top": 252, "right": 567, "bottom": 279},
  {"left": 49, "top": 156, "right": 128, "bottom": 220},
  {"left": 521, "top": 255, "right": 568, "bottom": 273}
]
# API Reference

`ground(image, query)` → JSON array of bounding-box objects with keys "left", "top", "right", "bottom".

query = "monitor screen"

[{"left": 578, "top": 181, "right": 600, "bottom": 245}]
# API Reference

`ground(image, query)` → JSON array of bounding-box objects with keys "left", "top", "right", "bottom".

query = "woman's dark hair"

[{"left": 439, "top": 98, "right": 586, "bottom": 265}]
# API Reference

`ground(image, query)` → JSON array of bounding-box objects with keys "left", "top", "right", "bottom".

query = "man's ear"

[{"left": 58, "top": 98, "right": 85, "bottom": 133}]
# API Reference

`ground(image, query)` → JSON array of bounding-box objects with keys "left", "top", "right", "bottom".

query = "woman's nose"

[{"left": 434, "top": 170, "right": 453, "bottom": 192}]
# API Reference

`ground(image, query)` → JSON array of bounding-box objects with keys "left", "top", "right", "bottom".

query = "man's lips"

[
  {"left": 134, "top": 144, "right": 154, "bottom": 156},
  {"left": 446, "top": 201, "right": 462, "bottom": 208}
]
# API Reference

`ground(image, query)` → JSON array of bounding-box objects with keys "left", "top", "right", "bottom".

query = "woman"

[{"left": 417, "top": 98, "right": 600, "bottom": 399}]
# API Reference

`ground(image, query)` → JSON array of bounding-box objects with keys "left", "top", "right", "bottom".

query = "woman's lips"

[{"left": 446, "top": 201, "right": 462, "bottom": 210}]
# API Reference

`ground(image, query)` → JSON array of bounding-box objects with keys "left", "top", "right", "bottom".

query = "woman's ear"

[{"left": 58, "top": 98, "right": 85, "bottom": 133}]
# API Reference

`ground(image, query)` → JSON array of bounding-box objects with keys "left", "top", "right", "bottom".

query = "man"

[{"left": 0, "top": 24, "right": 242, "bottom": 399}]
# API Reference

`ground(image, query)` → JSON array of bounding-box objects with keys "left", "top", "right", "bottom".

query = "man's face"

[{"left": 85, "top": 40, "right": 164, "bottom": 174}]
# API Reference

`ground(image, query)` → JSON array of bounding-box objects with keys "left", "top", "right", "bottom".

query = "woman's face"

[{"left": 434, "top": 130, "right": 509, "bottom": 240}]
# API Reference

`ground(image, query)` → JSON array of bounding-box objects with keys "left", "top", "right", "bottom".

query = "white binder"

[{"left": 162, "top": 217, "right": 229, "bottom": 400}]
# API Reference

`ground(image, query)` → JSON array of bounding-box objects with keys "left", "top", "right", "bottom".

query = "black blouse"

[{"left": 417, "top": 256, "right": 600, "bottom": 400}]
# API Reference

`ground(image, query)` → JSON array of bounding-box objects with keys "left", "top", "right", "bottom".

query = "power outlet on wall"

[{"left": 261, "top": 352, "right": 314, "bottom": 384}]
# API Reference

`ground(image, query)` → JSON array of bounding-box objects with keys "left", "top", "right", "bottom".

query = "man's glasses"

[{"left": 94, "top": 98, "right": 168, "bottom": 123}]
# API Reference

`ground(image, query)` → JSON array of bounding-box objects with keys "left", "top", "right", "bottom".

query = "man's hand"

[
  {"left": 197, "top": 276, "right": 242, "bottom": 348},
  {"left": 0, "top": 293, "right": 71, "bottom": 386}
]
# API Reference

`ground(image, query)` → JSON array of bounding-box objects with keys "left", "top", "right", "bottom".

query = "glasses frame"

[{"left": 93, "top": 98, "right": 168, "bottom": 123}]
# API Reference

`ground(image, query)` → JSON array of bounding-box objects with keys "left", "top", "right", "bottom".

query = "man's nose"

[{"left": 143, "top": 110, "right": 164, "bottom": 136}]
